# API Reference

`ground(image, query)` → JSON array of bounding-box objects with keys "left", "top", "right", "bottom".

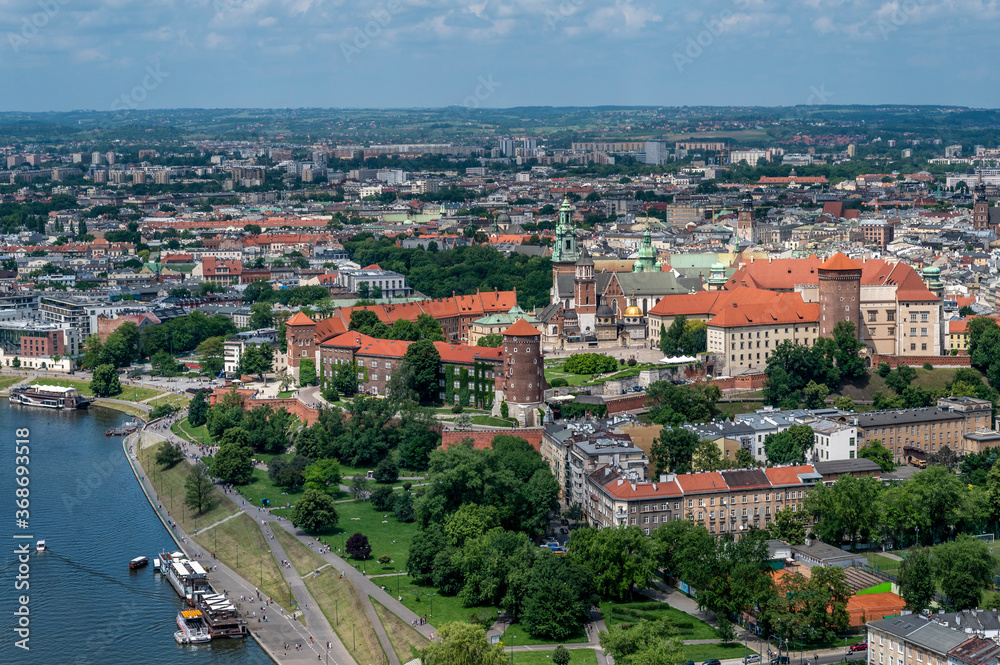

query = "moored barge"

[{"left": 10, "top": 384, "right": 93, "bottom": 409}]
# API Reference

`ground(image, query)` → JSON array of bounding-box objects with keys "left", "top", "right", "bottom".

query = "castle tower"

[
  {"left": 551, "top": 196, "right": 579, "bottom": 272},
  {"left": 737, "top": 192, "right": 757, "bottom": 245},
  {"left": 285, "top": 310, "right": 317, "bottom": 370},
  {"left": 817, "top": 253, "right": 863, "bottom": 340},
  {"left": 922, "top": 266, "right": 944, "bottom": 298},
  {"left": 495, "top": 318, "right": 545, "bottom": 427}
]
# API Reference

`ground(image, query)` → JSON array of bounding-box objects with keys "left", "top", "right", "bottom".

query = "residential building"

[
  {"left": 334, "top": 265, "right": 412, "bottom": 298},
  {"left": 867, "top": 615, "right": 969, "bottom": 665},
  {"left": 224, "top": 328, "right": 280, "bottom": 375}
]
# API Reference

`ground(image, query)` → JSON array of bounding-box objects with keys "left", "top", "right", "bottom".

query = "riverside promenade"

[{"left": 124, "top": 428, "right": 353, "bottom": 665}]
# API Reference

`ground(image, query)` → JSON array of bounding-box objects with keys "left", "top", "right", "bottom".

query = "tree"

[
  {"left": 184, "top": 467, "right": 217, "bottom": 516},
  {"left": 770, "top": 507, "right": 811, "bottom": 545},
  {"left": 291, "top": 489, "right": 340, "bottom": 532},
  {"left": 735, "top": 448, "right": 756, "bottom": 468},
  {"left": 832, "top": 320, "right": 865, "bottom": 380},
  {"left": 393, "top": 492, "right": 415, "bottom": 522},
  {"left": 553, "top": 646, "right": 571, "bottom": 665},
  {"left": 477, "top": 334, "right": 502, "bottom": 347},
  {"left": 371, "top": 485, "right": 395, "bottom": 511},
  {"left": 377, "top": 554, "right": 393, "bottom": 568},
  {"left": 373, "top": 456, "right": 399, "bottom": 484},
  {"left": 346, "top": 532, "right": 372, "bottom": 559},
  {"left": 763, "top": 424, "right": 814, "bottom": 465},
  {"left": 649, "top": 426, "right": 701, "bottom": 476},
  {"left": 268, "top": 455, "right": 309, "bottom": 489},
  {"left": 212, "top": 439, "right": 254, "bottom": 485},
  {"left": 805, "top": 475, "right": 883, "bottom": 550},
  {"left": 691, "top": 438, "right": 729, "bottom": 472},
  {"left": 645, "top": 381, "right": 720, "bottom": 426},
  {"left": 933, "top": 535, "right": 998, "bottom": 610},
  {"left": 563, "top": 353, "right": 618, "bottom": 375},
  {"left": 522, "top": 554, "right": 598, "bottom": 641},
  {"left": 240, "top": 343, "right": 274, "bottom": 383},
  {"left": 568, "top": 526, "right": 654, "bottom": 601},
  {"left": 151, "top": 349, "right": 182, "bottom": 376},
  {"left": 248, "top": 302, "right": 275, "bottom": 330},
  {"left": 402, "top": 339, "right": 442, "bottom": 404},
  {"left": 11, "top": 357, "right": 20, "bottom": 368},
  {"left": 90, "top": 364, "right": 123, "bottom": 397},
  {"left": 898, "top": 548, "right": 936, "bottom": 611},
  {"left": 802, "top": 380, "right": 829, "bottom": 409},
  {"left": 599, "top": 619, "right": 685, "bottom": 665},
  {"left": 196, "top": 336, "right": 225, "bottom": 377},
  {"left": 299, "top": 358, "right": 316, "bottom": 387},
  {"left": 445, "top": 504, "right": 501, "bottom": 547},
  {"left": 885, "top": 365, "right": 918, "bottom": 393},
  {"left": 833, "top": 396, "right": 856, "bottom": 411},
  {"left": 303, "top": 458, "right": 341, "bottom": 493},
  {"left": 848, "top": 442, "right": 890, "bottom": 475},
  {"left": 188, "top": 390, "right": 209, "bottom": 427},
  {"left": 155, "top": 442, "right": 185, "bottom": 468},
  {"left": 422, "top": 622, "right": 506, "bottom": 665},
  {"left": 876, "top": 361, "right": 892, "bottom": 378}
]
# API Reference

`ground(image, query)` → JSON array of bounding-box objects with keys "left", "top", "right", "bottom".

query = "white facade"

[{"left": 810, "top": 419, "right": 858, "bottom": 463}]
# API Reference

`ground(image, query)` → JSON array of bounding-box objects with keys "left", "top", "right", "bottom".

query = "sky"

[{"left": 1, "top": 0, "right": 999, "bottom": 111}]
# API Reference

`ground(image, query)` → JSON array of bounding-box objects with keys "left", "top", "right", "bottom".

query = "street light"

[{"left": 510, "top": 633, "right": 516, "bottom": 665}]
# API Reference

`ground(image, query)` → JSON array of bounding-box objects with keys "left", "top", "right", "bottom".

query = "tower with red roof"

[
  {"left": 495, "top": 318, "right": 546, "bottom": 427},
  {"left": 818, "top": 253, "right": 862, "bottom": 340},
  {"left": 285, "top": 310, "right": 317, "bottom": 370}
]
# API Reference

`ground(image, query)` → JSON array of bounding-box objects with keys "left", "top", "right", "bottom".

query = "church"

[{"left": 542, "top": 197, "right": 700, "bottom": 350}]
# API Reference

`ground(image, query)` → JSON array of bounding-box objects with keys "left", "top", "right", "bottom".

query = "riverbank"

[{"left": 126, "top": 430, "right": 349, "bottom": 665}]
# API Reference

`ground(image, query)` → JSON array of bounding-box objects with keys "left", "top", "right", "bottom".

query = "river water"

[{"left": 0, "top": 402, "right": 273, "bottom": 665}]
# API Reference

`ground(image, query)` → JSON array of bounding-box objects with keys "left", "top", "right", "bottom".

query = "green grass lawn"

[
  {"left": 471, "top": 416, "right": 514, "bottom": 428},
  {"left": 866, "top": 553, "right": 902, "bottom": 573},
  {"left": 502, "top": 621, "right": 588, "bottom": 646},
  {"left": 717, "top": 401, "right": 767, "bottom": 419},
  {"left": 0, "top": 375, "right": 23, "bottom": 392},
  {"left": 320, "top": 498, "right": 419, "bottom": 572},
  {"left": 115, "top": 384, "right": 166, "bottom": 402},
  {"left": 174, "top": 417, "right": 213, "bottom": 445},
  {"left": 137, "top": 441, "right": 238, "bottom": 533},
  {"left": 684, "top": 643, "right": 758, "bottom": 661},
  {"left": 277, "top": 391, "right": 296, "bottom": 398},
  {"left": 373, "top": 598, "right": 430, "bottom": 662},
  {"left": 599, "top": 598, "right": 718, "bottom": 640},
  {"left": 148, "top": 393, "right": 191, "bottom": 409},
  {"left": 395, "top": 574, "right": 499, "bottom": 626},
  {"left": 512, "top": 651, "right": 598, "bottom": 665}
]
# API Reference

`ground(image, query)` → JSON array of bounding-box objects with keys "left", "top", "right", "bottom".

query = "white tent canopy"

[{"left": 658, "top": 355, "right": 698, "bottom": 365}]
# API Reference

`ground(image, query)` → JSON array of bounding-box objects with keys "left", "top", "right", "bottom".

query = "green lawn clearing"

[
  {"left": 373, "top": 597, "right": 430, "bottom": 662},
  {"left": 304, "top": 567, "right": 387, "bottom": 665},
  {"left": 684, "top": 643, "right": 759, "bottom": 661},
  {"left": 273, "top": 527, "right": 327, "bottom": 576},
  {"left": 173, "top": 417, "right": 213, "bottom": 445},
  {"left": 115, "top": 384, "right": 166, "bottom": 402},
  {"left": 148, "top": 393, "right": 191, "bottom": 410},
  {"left": 501, "top": 621, "right": 588, "bottom": 646},
  {"left": 137, "top": 440, "right": 237, "bottom": 533},
  {"left": 30, "top": 377, "right": 95, "bottom": 395},
  {"left": 599, "top": 598, "right": 718, "bottom": 639},
  {"left": 321, "top": 498, "right": 419, "bottom": 573},
  {"left": 0, "top": 375, "right": 23, "bottom": 392},
  {"left": 394, "top": 575, "right": 499, "bottom": 627},
  {"left": 193, "top": 512, "right": 292, "bottom": 612},
  {"left": 511, "top": 650, "right": 599, "bottom": 665},
  {"left": 470, "top": 416, "right": 514, "bottom": 428}
]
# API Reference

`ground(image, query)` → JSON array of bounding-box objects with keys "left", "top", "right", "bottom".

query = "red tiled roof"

[
  {"left": 503, "top": 318, "right": 541, "bottom": 337},
  {"left": 675, "top": 471, "right": 726, "bottom": 493},
  {"left": 819, "top": 252, "right": 862, "bottom": 271},
  {"left": 434, "top": 342, "right": 503, "bottom": 364},
  {"left": 286, "top": 311, "right": 316, "bottom": 326},
  {"left": 763, "top": 465, "right": 815, "bottom": 486}
]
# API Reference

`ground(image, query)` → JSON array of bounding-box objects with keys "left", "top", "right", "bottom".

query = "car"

[
  {"left": 850, "top": 643, "right": 868, "bottom": 653},
  {"left": 560, "top": 527, "right": 569, "bottom": 534},
  {"left": 771, "top": 657, "right": 790, "bottom": 665},
  {"left": 703, "top": 660, "right": 721, "bottom": 665},
  {"left": 745, "top": 656, "right": 761, "bottom": 665}
]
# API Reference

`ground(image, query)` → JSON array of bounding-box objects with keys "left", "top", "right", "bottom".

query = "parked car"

[
  {"left": 560, "top": 527, "right": 569, "bottom": 534},
  {"left": 850, "top": 643, "right": 868, "bottom": 653},
  {"left": 771, "top": 657, "right": 790, "bottom": 665},
  {"left": 745, "top": 655, "right": 761, "bottom": 665},
  {"left": 703, "top": 660, "right": 721, "bottom": 665}
]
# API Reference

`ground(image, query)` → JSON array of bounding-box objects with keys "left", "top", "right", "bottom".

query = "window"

[
  {"left": 921, "top": 312, "right": 928, "bottom": 323},
  {"left": 920, "top": 327, "right": 927, "bottom": 337},
  {"left": 887, "top": 310, "right": 895, "bottom": 321},
  {"left": 910, "top": 312, "right": 918, "bottom": 322},
  {"left": 868, "top": 310, "right": 878, "bottom": 322}
]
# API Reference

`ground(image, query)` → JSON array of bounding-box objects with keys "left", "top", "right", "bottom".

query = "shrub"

[
  {"left": 923, "top": 362, "right": 933, "bottom": 370},
  {"left": 563, "top": 353, "right": 618, "bottom": 375},
  {"left": 549, "top": 378, "right": 568, "bottom": 388},
  {"left": 451, "top": 404, "right": 463, "bottom": 413},
  {"left": 371, "top": 485, "right": 395, "bottom": 511},
  {"left": 876, "top": 361, "right": 892, "bottom": 378}
]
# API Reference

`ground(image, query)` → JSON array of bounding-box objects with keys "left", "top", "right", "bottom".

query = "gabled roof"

[{"left": 819, "top": 252, "right": 862, "bottom": 271}]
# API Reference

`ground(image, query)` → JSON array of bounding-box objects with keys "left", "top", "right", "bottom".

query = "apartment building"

[
  {"left": 868, "top": 615, "right": 970, "bottom": 665},
  {"left": 224, "top": 328, "right": 280, "bottom": 374},
  {"left": 842, "top": 397, "right": 993, "bottom": 464},
  {"left": 540, "top": 420, "right": 648, "bottom": 507},
  {"left": 585, "top": 464, "right": 821, "bottom": 537}
]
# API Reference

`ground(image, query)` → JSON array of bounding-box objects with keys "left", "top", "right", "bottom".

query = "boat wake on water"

[{"left": 47, "top": 552, "right": 165, "bottom": 600}]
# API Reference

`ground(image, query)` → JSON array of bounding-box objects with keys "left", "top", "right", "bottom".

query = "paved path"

[
  {"left": 124, "top": 432, "right": 354, "bottom": 665},
  {"left": 94, "top": 396, "right": 153, "bottom": 412}
]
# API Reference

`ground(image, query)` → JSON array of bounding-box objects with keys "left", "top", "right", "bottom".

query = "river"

[{"left": 0, "top": 401, "right": 273, "bottom": 665}]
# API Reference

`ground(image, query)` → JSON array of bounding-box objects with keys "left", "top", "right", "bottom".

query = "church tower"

[
  {"left": 574, "top": 248, "right": 597, "bottom": 335},
  {"left": 551, "top": 196, "right": 580, "bottom": 306},
  {"left": 632, "top": 227, "right": 658, "bottom": 273},
  {"left": 974, "top": 179, "right": 990, "bottom": 231},
  {"left": 737, "top": 192, "right": 757, "bottom": 245}
]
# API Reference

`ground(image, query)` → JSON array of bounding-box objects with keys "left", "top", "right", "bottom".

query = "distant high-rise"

[{"left": 645, "top": 141, "right": 668, "bottom": 165}]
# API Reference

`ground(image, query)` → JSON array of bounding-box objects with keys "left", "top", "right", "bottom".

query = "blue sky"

[{"left": 1, "top": 0, "right": 998, "bottom": 111}]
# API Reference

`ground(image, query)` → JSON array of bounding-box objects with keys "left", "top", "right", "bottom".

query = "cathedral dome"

[{"left": 624, "top": 304, "right": 643, "bottom": 317}]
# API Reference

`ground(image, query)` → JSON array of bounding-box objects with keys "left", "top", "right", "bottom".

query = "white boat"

[
  {"left": 35, "top": 540, "right": 46, "bottom": 552},
  {"left": 176, "top": 609, "right": 212, "bottom": 644},
  {"left": 153, "top": 558, "right": 161, "bottom": 571}
]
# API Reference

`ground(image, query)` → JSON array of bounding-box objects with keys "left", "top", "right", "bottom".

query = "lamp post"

[{"left": 510, "top": 633, "right": 515, "bottom": 665}]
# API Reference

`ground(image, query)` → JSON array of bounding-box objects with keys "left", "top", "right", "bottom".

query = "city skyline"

[{"left": 1, "top": 0, "right": 999, "bottom": 111}]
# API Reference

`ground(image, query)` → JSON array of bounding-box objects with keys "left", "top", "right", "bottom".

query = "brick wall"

[
  {"left": 441, "top": 428, "right": 544, "bottom": 451},
  {"left": 207, "top": 388, "right": 320, "bottom": 425},
  {"left": 872, "top": 354, "right": 972, "bottom": 368},
  {"left": 604, "top": 394, "right": 648, "bottom": 414},
  {"left": 709, "top": 373, "right": 767, "bottom": 391}
]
